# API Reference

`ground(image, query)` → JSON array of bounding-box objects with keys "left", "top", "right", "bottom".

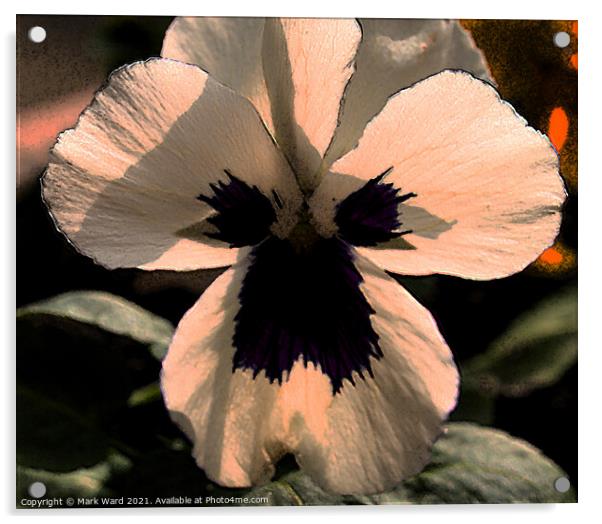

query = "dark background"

[{"left": 16, "top": 16, "right": 578, "bottom": 493}]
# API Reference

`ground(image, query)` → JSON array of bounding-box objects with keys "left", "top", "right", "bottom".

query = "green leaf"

[
  {"left": 17, "top": 384, "right": 112, "bottom": 473},
  {"left": 16, "top": 453, "right": 131, "bottom": 507},
  {"left": 127, "top": 382, "right": 162, "bottom": 408},
  {"left": 17, "top": 292, "right": 173, "bottom": 471},
  {"left": 19, "top": 291, "right": 174, "bottom": 359},
  {"left": 463, "top": 286, "right": 577, "bottom": 397},
  {"left": 367, "top": 423, "right": 575, "bottom": 504},
  {"left": 248, "top": 471, "right": 348, "bottom": 506},
  {"left": 248, "top": 423, "right": 575, "bottom": 505},
  {"left": 106, "top": 448, "right": 237, "bottom": 502}
]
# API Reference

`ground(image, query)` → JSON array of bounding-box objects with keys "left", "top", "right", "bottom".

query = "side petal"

[
  {"left": 322, "top": 71, "right": 566, "bottom": 280},
  {"left": 43, "top": 58, "right": 300, "bottom": 271},
  {"left": 262, "top": 18, "right": 361, "bottom": 192},
  {"left": 324, "top": 19, "right": 493, "bottom": 166},
  {"left": 161, "top": 17, "right": 274, "bottom": 133},
  {"left": 161, "top": 264, "right": 284, "bottom": 487},
  {"left": 276, "top": 255, "right": 458, "bottom": 494}
]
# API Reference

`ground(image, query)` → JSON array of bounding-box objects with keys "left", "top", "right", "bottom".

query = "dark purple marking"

[
  {"left": 335, "top": 168, "right": 416, "bottom": 246},
  {"left": 197, "top": 170, "right": 277, "bottom": 247},
  {"left": 232, "top": 235, "right": 382, "bottom": 394}
]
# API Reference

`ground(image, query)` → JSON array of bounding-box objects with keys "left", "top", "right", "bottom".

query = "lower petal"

[
  {"left": 163, "top": 251, "right": 458, "bottom": 494},
  {"left": 161, "top": 266, "right": 283, "bottom": 486},
  {"left": 276, "top": 255, "right": 458, "bottom": 494}
]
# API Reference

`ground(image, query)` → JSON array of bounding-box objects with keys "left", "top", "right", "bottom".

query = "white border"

[{"left": 3, "top": 0, "right": 584, "bottom": 18}]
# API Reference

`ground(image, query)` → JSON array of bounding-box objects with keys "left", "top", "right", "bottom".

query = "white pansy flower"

[{"left": 42, "top": 18, "right": 565, "bottom": 495}]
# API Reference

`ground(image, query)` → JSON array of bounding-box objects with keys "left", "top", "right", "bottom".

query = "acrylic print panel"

[{"left": 16, "top": 16, "right": 577, "bottom": 507}]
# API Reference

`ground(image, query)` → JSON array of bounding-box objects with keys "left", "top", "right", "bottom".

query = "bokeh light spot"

[
  {"left": 539, "top": 247, "right": 564, "bottom": 266},
  {"left": 548, "top": 107, "right": 569, "bottom": 152}
]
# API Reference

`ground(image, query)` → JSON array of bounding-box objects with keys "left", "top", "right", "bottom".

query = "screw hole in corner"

[
  {"left": 28, "top": 26, "right": 47, "bottom": 44},
  {"left": 553, "top": 31, "right": 571, "bottom": 48},
  {"left": 28, "top": 481, "right": 47, "bottom": 498},
  {"left": 554, "top": 476, "right": 571, "bottom": 493}
]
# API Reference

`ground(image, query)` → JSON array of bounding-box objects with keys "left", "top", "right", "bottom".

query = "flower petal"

[
  {"left": 276, "top": 254, "right": 458, "bottom": 494},
  {"left": 163, "top": 253, "right": 457, "bottom": 494},
  {"left": 161, "top": 17, "right": 274, "bottom": 133},
  {"left": 161, "top": 264, "right": 283, "bottom": 487},
  {"left": 317, "top": 71, "right": 566, "bottom": 280},
  {"left": 323, "top": 19, "right": 493, "bottom": 166},
  {"left": 261, "top": 18, "right": 361, "bottom": 191},
  {"left": 162, "top": 17, "right": 362, "bottom": 193},
  {"left": 43, "top": 58, "right": 300, "bottom": 271},
  {"left": 161, "top": 18, "right": 491, "bottom": 191}
]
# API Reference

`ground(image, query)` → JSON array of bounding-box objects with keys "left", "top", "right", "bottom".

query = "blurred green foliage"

[
  {"left": 463, "top": 286, "right": 577, "bottom": 398},
  {"left": 16, "top": 290, "right": 576, "bottom": 506}
]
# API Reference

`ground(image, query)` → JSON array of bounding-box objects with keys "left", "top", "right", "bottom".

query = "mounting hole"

[
  {"left": 553, "top": 31, "right": 570, "bottom": 48},
  {"left": 28, "top": 26, "right": 46, "bottom": 43},
  {"left": 554, "top": 476, "right": 571, "bottom": 493},
  {"left": 28, "top": 481, "right": 47, "bottom": 498}
]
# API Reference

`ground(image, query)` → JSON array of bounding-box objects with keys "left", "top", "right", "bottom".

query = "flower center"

[
  {"left": 197, "top": 169, "right": 279, "bottom": 247},
  {"left": 197, "top": 169, "right": 415, "bottom": 393},
  {"left": 335, "top": 168, "right": 416, "bottom": 246},
  {"left": 233, "top": 235, "right": 381, "bottom": 393}
]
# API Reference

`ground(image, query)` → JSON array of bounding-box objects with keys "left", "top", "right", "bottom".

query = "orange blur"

[
  {"left": 534, "top": 243, "right": 576, "bottom": 274},
  {"left": 570, "top": 21, "right": 578, "bottom": 70},
  {"left": 17, "top": 89, "right": 95, "bottom": 194},
  {"left": 539, "top": 247, "right": 563, "bottom": 265},
  {"left": 548, "top": 107, "right": 569, "bottom": 152}
]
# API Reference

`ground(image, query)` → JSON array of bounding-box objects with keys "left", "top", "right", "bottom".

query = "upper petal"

[
  {"left": 43, "top": 58, "right": 301, "bottom": 271},
  {"left": 314, "top": 71, "right": 566, "bottom": 280},
  {"left": 162, "top": 17, "right": 362, "bottom": 193},
  {"left": 323, "top": 19, "right": 493, "bottom": 166},
  {"left": 161, "top": 17, "right": 274, "bottom": 133},
  {"left": 261, "top": 18, "right": 361, "bottom": 192}
]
